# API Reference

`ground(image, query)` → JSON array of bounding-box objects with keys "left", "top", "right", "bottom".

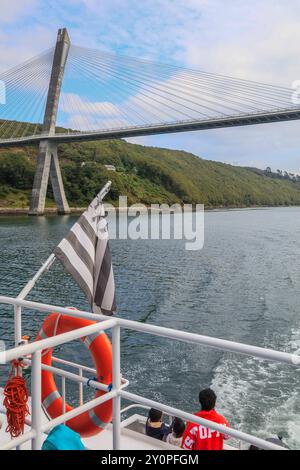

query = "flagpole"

[
  {"left": 17, "top": 254, "right": 56, "bottom": 301},
  {"left": 97, "top": 180, "right": 112, "bottom": 201},
  {"left": 14, "top": 253, "right": 56, "bottom": 347}
]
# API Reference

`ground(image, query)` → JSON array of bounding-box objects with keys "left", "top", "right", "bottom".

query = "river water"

[{"left": 0, "top": 207, "right": 299, "bottom": 448}]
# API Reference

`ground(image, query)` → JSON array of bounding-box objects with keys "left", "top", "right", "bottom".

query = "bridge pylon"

[{"left": 29, "top": 28, "right": 70, "bottom": 216}]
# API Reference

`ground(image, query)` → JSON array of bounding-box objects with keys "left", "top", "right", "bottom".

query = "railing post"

[
  {"left": 31, "top": 350, "right": 42, "bottom": 450},
  {"left": 14, "top": 305, "right": 22, "bottom": 347},
  {"left": 62, "top": 376, "right": 66, "bottom": 416},
  {"left": 79, "top": 367, "right": 83, "bottom": 406},
  {"left": 112, "top": 323, "right": 121, "bottom": 450}
]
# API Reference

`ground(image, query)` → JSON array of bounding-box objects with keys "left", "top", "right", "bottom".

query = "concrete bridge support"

[
  {"left": 29, "top": 141, "right": 70, "bottom": 215},
  {"left": 29, "top": 28, "right": 70, "bottom": 216}
]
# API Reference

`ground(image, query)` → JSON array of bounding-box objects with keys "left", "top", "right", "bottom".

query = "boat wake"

[{"left": 211, "top": 325, "right": 300, "bottom": 449}]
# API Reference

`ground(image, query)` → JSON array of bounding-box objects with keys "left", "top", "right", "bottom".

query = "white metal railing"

[
  {"left": 1, "top": 314, "right": 117, "bottom": 450},
  {"left": 0, "top": 295, "right": 299, "bottom": 451},
  {"left": 22, "top": 356, "right": 129, "bottom": 408}
]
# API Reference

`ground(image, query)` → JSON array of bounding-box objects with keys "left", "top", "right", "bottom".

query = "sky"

[{"left": 0, "top": 0, "right": 300, "bottom": 172}]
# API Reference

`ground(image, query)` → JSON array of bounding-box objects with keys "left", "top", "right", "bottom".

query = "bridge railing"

[{"left": 1, "top": 105, "right": 300, "bottom": 145}]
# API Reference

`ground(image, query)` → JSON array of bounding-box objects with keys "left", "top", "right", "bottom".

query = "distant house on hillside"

[{"left": 104, "top": 164, "right": 116, "bottom": 172}]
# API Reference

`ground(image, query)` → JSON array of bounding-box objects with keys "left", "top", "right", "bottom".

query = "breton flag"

[{"left": 54, "top": 182, "right": 116, "bottom": 315}]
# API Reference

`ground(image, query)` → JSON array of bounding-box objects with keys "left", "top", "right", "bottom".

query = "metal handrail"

[
  {"left": 1, "top": 296, "right": 299, "bottom": 366},
  {"left": 121, "top": 404, "right": 151, "bottom": 414},
  {"left": 0, "top": 295, "right": 297, "bottom": 450},
  {"left": 1, "top": 105, "right": 300, "bottom": 146}
]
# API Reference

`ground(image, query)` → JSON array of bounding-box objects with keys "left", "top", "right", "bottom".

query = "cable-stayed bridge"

[{"left": 0, "top": 28, "right": 299, "bottom": 214}]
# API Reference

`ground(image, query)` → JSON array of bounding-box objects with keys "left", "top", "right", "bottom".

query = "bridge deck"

[{"left": 1, "top": 107, "right": 300, "bottom": 148}]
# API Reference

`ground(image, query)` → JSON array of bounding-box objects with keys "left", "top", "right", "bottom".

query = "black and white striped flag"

[{"left": 54, "top": 182, "right": 116, "bottom": 315}]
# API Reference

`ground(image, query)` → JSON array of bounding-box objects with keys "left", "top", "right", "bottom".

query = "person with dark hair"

[
  {"left": 145, "top": 408, "right": 169, "bottom": 441},
  {"left": 181, "top": 388, "right": 230, "bottom": 450},
  {"left": 165, "top": 417, "right": 186, "bottom": 447}
]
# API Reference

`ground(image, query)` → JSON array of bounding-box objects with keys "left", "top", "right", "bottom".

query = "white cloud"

[
  {"left": 178, "top": 1, "right": 300, "bottom": 87},
  {"left": 125, "top": 136, "right": 148, "bottom": 146},
  {"left": 61, "top": 93, "right": 120, "bottom": 116},
  {"left": 63, "top": 112, "right": 129, "bottom": 131},
  {"left": 59, "top": 92, "right": 131, "bottom": 131},
  {"left": 0, "top": 0, "right": 38, "bottom": 22},
  {"left": 0, "top": 25, "right": 53, "bottom": 72}
]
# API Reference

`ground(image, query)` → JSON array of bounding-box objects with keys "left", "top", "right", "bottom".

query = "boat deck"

[{"left": 0, "top": 389, "right": 236, "bottom": 450}]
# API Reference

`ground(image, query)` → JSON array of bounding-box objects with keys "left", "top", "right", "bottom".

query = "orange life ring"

[{"left": 36, "top": 313, "right": 112, "bottom": 437}]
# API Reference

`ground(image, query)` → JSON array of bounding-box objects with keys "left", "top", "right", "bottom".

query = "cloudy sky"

[{"left": 0, "top": 0, "right": 300, "bottom": 172}]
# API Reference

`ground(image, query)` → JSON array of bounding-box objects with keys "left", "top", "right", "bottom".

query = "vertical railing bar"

[
  {"left": 31, "top": 350, "right": 42, "bottom": 450},
  {"left": 14, "top": 305, "right": 22, "bottom": 348},
  {"left": 14, "top": 305, "right": 22, "bottom": 451},
  {"left": 112, "top": 324, "right": 121, "bottom": 450},
  {"left": 79, "top": 368, "right": 83, "bottom": 406},
  {"left": 62, "top": 376, "right": 66, "bottom": 416}
]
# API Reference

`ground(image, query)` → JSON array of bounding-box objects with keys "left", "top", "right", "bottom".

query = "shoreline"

[{"left": 0, "top": 204, "right": 300, "bottom": 216}]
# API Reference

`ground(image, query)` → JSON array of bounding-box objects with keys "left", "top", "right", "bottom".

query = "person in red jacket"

[{"left": 181, "top": 388, "right": 230, "bottom": 451}]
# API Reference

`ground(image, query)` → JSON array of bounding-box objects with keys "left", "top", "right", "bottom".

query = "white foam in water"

[{"left": 210, "top": 325, "right": 300, "bottom": 449}]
